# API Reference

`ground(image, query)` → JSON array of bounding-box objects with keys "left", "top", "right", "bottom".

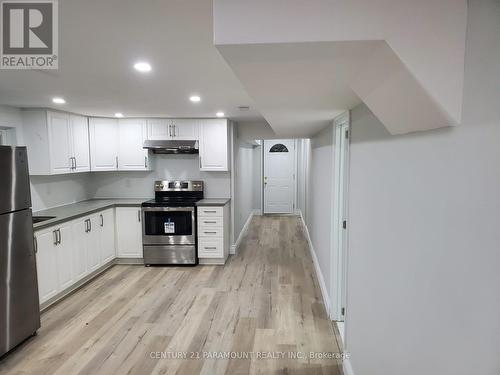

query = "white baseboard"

[
  {"left": 230, "top": 210, "right": 257, "bottom": 255},
  {"left": 298, "top": 212, "right": 331, "bottom": 318},
  {"left": 253, "top": 209, "right": 262, "bottom": 216},
  {"left": 343, "top": 358, "right": 354, "bottom": 375}
]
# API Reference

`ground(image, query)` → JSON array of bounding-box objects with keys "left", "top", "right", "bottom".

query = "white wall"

[
  {"left": 346, "top": 1, "right": 500, "bottom": 374},
  {"left": 89, "top": 155, "right": 231, "bottom": 199},
  {"left": 0, "top": 105, "right": 23, "bottom": 145},
  {"left": 252, "top": 145, "right": 262, "bottom": 211},
  {"left": 233, "top": 124, "right": 261, "bottom": 241},
  {"left": 303, "top": 126, "right": 334, "bottom": 306}
]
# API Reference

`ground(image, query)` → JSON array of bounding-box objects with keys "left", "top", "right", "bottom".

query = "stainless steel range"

[{"left": 141, "top": 180, "right": 203, "bottom": 265}]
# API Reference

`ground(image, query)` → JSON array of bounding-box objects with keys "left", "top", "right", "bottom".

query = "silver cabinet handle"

[
  {"left": 74, "top": 157, "right": 77, "bottom": 169},
  {"left": 58, "top": 229, "right": 62, "bottom": 244},
  {"left": 34, "top": 236, "right": 38, "bottom": 254},
  {"left": 115, "top": 156, "right": 118, "bottom": 169},
  {"left": 204, "top": 210, "right": 217, "bottom": 213},
  {"left": 173, "top": 124, "right": 177, "bottom": 137},
  {"left": 69, "top": 157, "right": 73, "bottom": 170},
  {"left": 204, "top": 247, "right": 217, "bottom": 250},
  {"left": 168, "top": 124, "right": 172, "bottom": 137},
  {"left": 84, "top": 219, "right": 88, "bottom": 233},
  {"left": 89, "top": 218, "right": 92, "bottom": 232},
  {"left": 53, "top": 230, "right": 58, "bottom": 245},
  {"left": 100, "top": 214, "right": 104, "bottom": 227},
  {"left": 144, "top": 156, "right": 147, "bottom": 168},
  {"left": 203, "top": 221, "right": 217, "bottom": 224},
  {"left": 138, "top": 210, "right": 141, "bottom": 222}
]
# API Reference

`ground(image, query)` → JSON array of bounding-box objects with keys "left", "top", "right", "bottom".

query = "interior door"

[
  {"left": 47, "top": 111, "right": 72, "bottom": 174},
  {"left": 263, "top": 139, "right": 295, "bottom": 214},
  {"left": 70, "top": 115, "right": 90, "bottom": 172},
  {"left": 118, "top": 119, "right": 148, "bottom": 170},
  {"left": 332, "top": 113, "right": 350, "bottom": 323}
]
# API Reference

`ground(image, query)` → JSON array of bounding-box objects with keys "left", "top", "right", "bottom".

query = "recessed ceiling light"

[
  {"left": 189, "top": 95, "right": 201, "bottom": 103},
  {"left": 216, "top": 112, "right": 225, "bottom": 118},
  {"left": 133, "top": 62, "right": 152, "bottom": 72},
  {"left": 115, "top": 113, "right": 124, "bottom": 118},
  {"left": 52, "top": 97, "right": 66, "bottom": 104}
]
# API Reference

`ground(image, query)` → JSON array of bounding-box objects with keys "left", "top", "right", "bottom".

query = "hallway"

[{"left": 0, "top": 216, "right": 342, "bottom": 375}]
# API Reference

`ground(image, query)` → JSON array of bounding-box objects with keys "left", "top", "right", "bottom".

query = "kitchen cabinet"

[
  {"left": 55, "top": 224, "right": 75, "bottom": 290},
  {"left": 89, "top": 118, "right": 119, "bottom": 171},
  {"left": 170, "top": 119, "right": 198, "bottom": 140},
  {"left": 147, "top": 119, "right": 199, "bottom": 140},
  {"left": 199, "top": 119, "right": 229, "bottom": 171},
  {"left": 22, "top": 110, "right": 91, "bottom": 175},
  {"left": 34, "top": 227, "right": 60, "bottom": 303},
  {"left": 118, "top": 119, "right": 150, "bottom": 170},
  {"left": 72, "top": 219, "right": 89, "bottom": 281},
  {"left": 197, "top": 203, "right": 230, "bottom": 264},
  {"left": 70, "top": 114, "right": 91, "bottom": 172},
  {"left": 116, "top": 207, "right": 143, "bottom": 258},
  {"left": 99, "top": 209, "right": 116, "bottom": 264},
  {"left": 90, "top": 117, "right": 150, "bottom": 171},
  {"left": 86, "top": 215, "right": 101, "bottom": 273}
]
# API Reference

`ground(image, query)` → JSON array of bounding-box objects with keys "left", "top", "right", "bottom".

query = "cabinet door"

[
  {"left": 89, "top": 118, "right": 119, "bottom": 171},
  {"left": 72, "top": 219, "right": 89, "bottom": 281},
  {"left": 118, "top": 119, "right": 149, "bottom": 170},
  {"left": 147, "top": 119, "right": 172, "bottom": 140},
  {"left": 171, "top": 119, "right": 198, "bottom": 140},
  {"left": 35, "top": 229, "right": 59, "bottom": 303},
  {"left": 87, "top": 215, "right": 101, "bottom": 272},
  {"left": 70, "top": 115, "right": 91, "bottom": 172},
  {"left": 56, "top": 224, "right": 74, "bottom": 290},
  {"left": 47, "top": 111, "right": 72, "bottom": 174},
  {"left": 199, "top": 119, "right": 229, "bottom": 171},
  {"left": 99, "top": 209, "right": 116, "bottom": 264},
  {"left": 115, "top": 207, "right": 143, "bottom": 258}
]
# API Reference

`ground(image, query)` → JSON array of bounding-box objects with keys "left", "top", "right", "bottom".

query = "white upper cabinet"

[
  {"left": 147, "top": 119, "right": 171, "bottom": 140},
  {"left": 23, "top": 110, "right": 91, "bottom": 175},
  {"left": 47, "top": 111, "right": 73, "bottom": 174},
  {"left": 90, "top": 117, "right": 150, "bottom": 171},
  {"left": 199, "top": 119, "right": 229, "bottom": 171},
  {"left": 147, "top": 119, "right": 199, "bottom": 140},
  {"left": 89, "top": 118, "right": 119, "bottom": 171},
  {"left": 70, "top": 115, "right": 91, "bottom": 172},
  {"left": 118, "top": 119, "right": 150, "bottom": 170},
  {"left": 170, "top": 119, "right": 199, "bottom": 140}
]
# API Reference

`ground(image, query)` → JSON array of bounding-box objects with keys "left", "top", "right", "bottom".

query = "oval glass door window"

[{"left": 269, "top": 143, "right": 289, "bottom": 152}]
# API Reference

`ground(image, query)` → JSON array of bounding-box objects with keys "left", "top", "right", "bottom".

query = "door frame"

[
  {"left": 331, "top": 111, "right": 350, "bottom": 322},
  {"left": 262, "top": 139, "right": 297, "bottom": 215}
]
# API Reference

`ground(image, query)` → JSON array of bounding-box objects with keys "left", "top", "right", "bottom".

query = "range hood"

[{"left": 143, "top": 140, "right": 199, "bottom": 154}]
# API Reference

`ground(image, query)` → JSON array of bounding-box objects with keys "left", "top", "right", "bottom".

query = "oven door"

[{"left": 142, "top": 207, "right": 195, "bottom": 245}]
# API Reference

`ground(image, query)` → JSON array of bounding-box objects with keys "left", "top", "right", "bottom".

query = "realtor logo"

[{"left": 1, "top": 0, "right": 58, "bottom": 69}]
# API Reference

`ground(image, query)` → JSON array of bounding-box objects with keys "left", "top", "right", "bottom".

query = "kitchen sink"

[{"left": 32, "top": 216, "right": 56, "bottom": 224}]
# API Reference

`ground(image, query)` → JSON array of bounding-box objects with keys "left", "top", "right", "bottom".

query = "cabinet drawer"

[
  {"left": 198, "top": 216, "right": 223, "bottom": 228},
  {"left": 198, "top": 238, "right": 224, "bottom": 258},
  {"left": 198, "top": 206, "right": 223, "bottom": 217},
  {"left": 198, "top": 227, "right": 223, "bottom": 237}
]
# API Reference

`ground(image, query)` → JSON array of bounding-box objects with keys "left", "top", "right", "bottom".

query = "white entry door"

[{"left": 264, "top": 139, "right": 295, "bottom": 214}]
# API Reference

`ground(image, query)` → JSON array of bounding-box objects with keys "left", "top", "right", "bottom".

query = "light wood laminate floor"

[{"left": 0, "top": 215, "right": 342, "bottom": 375}]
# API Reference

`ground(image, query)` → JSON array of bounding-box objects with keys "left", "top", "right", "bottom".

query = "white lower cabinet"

[
  {"left": 56, "top": 224, "right": 75, "bottom": 290},
  {"left": 99, "top": 209, "right": 116, "bottom": 263},
  {"left": 35, "top": 228, "right": 60, "bottom": 303},
  {"left": 197, "top": 203, "right": 230, "bottom": 264},
  {"left": 35, "top": 207, "right": 118, "bottom": 307},
  {"left": 116, "top": 207, "right": 143, "bottom": 258}
]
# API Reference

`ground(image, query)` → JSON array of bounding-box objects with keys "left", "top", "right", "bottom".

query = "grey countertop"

[
  {"left": 33, "top": 198, "right": 147, "bottom": 230},
  {"left": 196, "top": 198, "right": 231, "bottom": 206}
]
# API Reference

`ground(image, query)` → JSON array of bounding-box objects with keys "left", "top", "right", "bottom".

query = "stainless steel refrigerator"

[{"left": 0, "top": 146, "right": 40, "bottom": 357}]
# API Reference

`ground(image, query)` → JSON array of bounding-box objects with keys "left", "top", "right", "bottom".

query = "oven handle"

[{"left": 142, "top": 206, "right": 195, "bottom": 212}]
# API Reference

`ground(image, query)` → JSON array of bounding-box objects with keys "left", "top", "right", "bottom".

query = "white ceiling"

[{"left": 0, "top": 0, "right": 261, "bottom": 121}]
